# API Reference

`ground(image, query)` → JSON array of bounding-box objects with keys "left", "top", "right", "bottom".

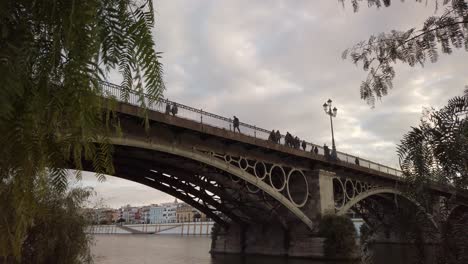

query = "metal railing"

[{"left": 100, "top": 81, "right": 402, "bottom": 177}]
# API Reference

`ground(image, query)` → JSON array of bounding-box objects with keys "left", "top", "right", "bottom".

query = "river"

[{"left": 91, "top": 235, "right": 435, "bottom": 264}]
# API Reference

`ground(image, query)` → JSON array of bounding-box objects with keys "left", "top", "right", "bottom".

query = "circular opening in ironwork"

[
  {"left": 239, "top": 158, "right": 248, "bottom": 170},
  {"left": 269, "top": 165, "right": 286, "bottom": 191},
  {"left": 333, "top": 178, "right": 345, "bottom": 209},
  {"left": 355, "top": 181, "right": 363, "bottom": 195},
  {"left": 224, "top": 155, "right": 232, "bottom": 162},
  {"left": 345, "top": 179, "right": 355, "bottom": 199},
  {"left": 254, "top": 161, "right": 267, "bottom": 179},
  {"left": 286, "top": 170, "right": 309, "bottom": 207}
]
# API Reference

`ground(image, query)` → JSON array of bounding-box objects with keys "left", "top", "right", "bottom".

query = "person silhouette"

[
  {"left": 165, "top": 102, "right": 171, "bottom": 114},
  {"left": 233, "top": 116, "right": 240, "bottom": 133},
  {"left": 171, "top": 102, "right": 178, "bottom": 116},
  {"left": 313, "top": 146, "right": 319, "bottom": 155},
  {"left": 324, "top": 144, "right": 330, "bottom": 158},
  {"left": 275, "top": 130, "right": 281, "bottom": 144},
  {"left": 355, "top": 157, "right": 360, "bottom": 166}
]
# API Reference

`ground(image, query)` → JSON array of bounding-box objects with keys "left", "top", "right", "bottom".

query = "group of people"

[
  {"left": 268, "top": 130, "right": 315, "bottom": 152},
  {"left": 285, "top": 132, "right": 306, "bottom": 150},
  {"left": 268, "top": 130, "right": 282, "bottom": 143},
  {"left": 180, "top": 112, "right": 361, "bottom": 165},
  {"left": 165, "top": 102, "right": 178, "bottom": 116}
]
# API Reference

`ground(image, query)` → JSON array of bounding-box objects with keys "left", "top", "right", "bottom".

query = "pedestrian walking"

[
  {"left": 355, "top": 157, "right": 360, "bottom": 166},
  {"left": 285, "top": 132, "right": 291, "bottom": 147},
  {"left": 165, "top": 102, "right": 171, "bottom": 114},
  {"left": 324, "top": 144, "right": 330, "bottom": 158},
  {"left": 269, "top": 130, "right": 275, "bottom": 142},
  {"left": 294, "top": 136, "right": 300, "bottom": 149},
  {"left": 301, "top": 140, "right": 307, "bottom": 151},
  {"left": 275, "top": 130, "right": 281, "bottom": 144},
  {"left": 233, "top": 116, "right": 240, "bottom": 133},
  {"left": 171, "top": 102, "right": 178, "bottom": 116},
  {"left": 313, "top": 146, "right": 319, "bottom": 155}
]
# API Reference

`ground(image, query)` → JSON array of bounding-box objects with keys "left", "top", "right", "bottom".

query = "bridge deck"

[
  {"left": 101, "top": 81, "right": 466, "bottom": 198},
  {"left": 101, "top": 82, "right": 401, "bottom": 173},
  {"left": 115, "top": 101, "right": 402, "bottom": 182}
]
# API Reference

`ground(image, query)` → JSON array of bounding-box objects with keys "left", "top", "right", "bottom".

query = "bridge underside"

[
  {"left": 82, "top": 144, "right": 324, "bottom": 257},
  {"left": 107, "top": 144, "right": 291, "bottom": 228}
]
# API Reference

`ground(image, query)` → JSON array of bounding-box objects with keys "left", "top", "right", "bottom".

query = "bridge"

[{"left": 83, "top": 81, "right": 468, "bottom": 258}]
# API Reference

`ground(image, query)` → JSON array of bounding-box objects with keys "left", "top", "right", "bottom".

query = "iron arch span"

[
  {"left": 80, "top": 137, "right": 315, "bottom": 230},
  {"left": 335, "top": 185, "right": 438, "bottom": 230}
]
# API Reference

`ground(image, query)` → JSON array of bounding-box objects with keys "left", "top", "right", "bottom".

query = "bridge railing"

[{"left": 100, "top": 81, "right": 402, "bottom": 177}]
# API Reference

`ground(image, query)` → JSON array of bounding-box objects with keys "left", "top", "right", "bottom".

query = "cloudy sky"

[{"left": 77, "top": 0, "right": 468, "bottom": 208}]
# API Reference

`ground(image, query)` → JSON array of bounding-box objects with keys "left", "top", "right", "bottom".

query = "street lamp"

[{"left": 323, "top": 99, "right": 338, "bottom": 159}]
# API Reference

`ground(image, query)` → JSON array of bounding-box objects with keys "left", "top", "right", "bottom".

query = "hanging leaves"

[
  {"left": 0, "top": 0, "right": 164, "bottom": 260},
  {"left": 340, "top": 0, "right": 468, "bottom": 105},
  {"left": 397, "top": 89, "right": 468, "bottom": 190}
]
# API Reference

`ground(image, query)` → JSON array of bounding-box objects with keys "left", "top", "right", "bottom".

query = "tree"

[
  {"left": 0, "top": 179, "right": 95, "bottom": 264},
  {"left": 318, "top": 214, "right": 357, "bottom": 259},
  {"left": 340, "top": 0, "right": 468, "bottom": 106},
  {"left": 397, "top": 90, "right": 468, "bottom": 263},
  {"left": 0, "top": 0, "right": 164, "bottom": 261},
  {"left": 398, "top": 88, "right": 468, "bottom": 192}
]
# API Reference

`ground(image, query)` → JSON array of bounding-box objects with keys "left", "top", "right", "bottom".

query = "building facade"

[
  {"left": 176, "top": 203, "right": 206, "bottom": 222},
  {"left": 149, "top": 205, "right": 165, "bottom": 224},
  {"left": 161, "top": 200, "right": 178, "bottom": 223}
]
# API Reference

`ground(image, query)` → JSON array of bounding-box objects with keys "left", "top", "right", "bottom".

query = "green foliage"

[
  {"left": 1, "top": 178, "right": 94, "bottom": 264},
  {"left": 318, "top": 214, "right": 357, "bottom": 258},
  {"left": 398, "top": 89, "right": 468, "bottom": 194},
  {"left": 397, "top": 91, "right": 468, "bottom": 263},
  {"left": 340, "top": 0, "right": 468, "bottom": 105},
  {"left": 0, "top": 0, "right": 164, "bottom": 260}
]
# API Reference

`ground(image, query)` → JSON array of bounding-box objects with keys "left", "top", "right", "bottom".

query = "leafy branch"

[{"left": 341, "top": 0, "right": 468, "bottom": 105}]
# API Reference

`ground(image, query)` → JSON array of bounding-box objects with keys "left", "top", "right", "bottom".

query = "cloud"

[{"left": 81, "top": 0, "right": 468, "bottom": 207}]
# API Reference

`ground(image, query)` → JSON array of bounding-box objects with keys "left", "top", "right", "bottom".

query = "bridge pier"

[
  {"left": 210, "top": 223, "right": 328, "bottom": 258},
  {"left": 210, "top": 223, "right": 289, "bottom": 256}
]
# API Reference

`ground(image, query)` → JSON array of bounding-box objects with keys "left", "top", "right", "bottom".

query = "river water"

[{"left": 91, "top": 235, "right": 434, "bottom": 264}]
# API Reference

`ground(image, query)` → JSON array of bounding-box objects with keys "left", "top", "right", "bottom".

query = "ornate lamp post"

[{"left": 323, "top": 99, "right": 338, "bottom": 159}]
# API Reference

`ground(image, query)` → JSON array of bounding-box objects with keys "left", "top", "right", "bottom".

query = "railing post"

[
  {"left": 200, "top": 109, "right": 203, "bottom": 124},
  {"left": 254, "top": 126, "right": 256, "bottom": 138}
]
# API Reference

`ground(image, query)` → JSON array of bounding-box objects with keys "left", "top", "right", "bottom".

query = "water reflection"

[{"left": 91, "top": 235, "right": 433, "bottom": 264}]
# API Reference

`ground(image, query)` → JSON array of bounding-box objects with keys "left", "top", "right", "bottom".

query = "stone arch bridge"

[{"left": 81, "top": 82, "right": 468, "bottom": 258}]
